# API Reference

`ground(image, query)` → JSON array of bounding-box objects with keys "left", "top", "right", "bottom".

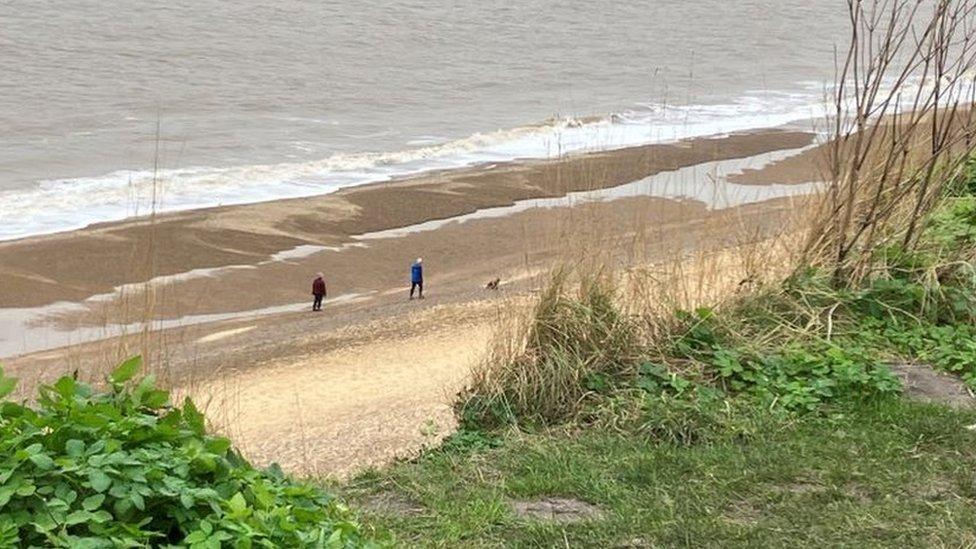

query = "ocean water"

[{"left": 0, "top": 1, "right": 851, "bottom": 240}]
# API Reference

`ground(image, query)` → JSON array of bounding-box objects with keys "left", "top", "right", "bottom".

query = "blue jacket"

[{"left": 411, "top": 263, "right": 423, "bottom": 283}]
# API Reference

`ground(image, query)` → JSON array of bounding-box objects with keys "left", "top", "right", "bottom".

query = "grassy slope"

[
  {"left": 340, "top": 181, "right": 976, "bottom": 546},
  {"left": 346, "top": 399, "right": 976, "bottom": 547}
]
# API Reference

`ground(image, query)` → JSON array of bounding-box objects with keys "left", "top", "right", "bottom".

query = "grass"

[
  {"left": 459, "top": 269, "right": 643, "bottom": 428},
  {"left": 345, "top": 398, "right": 976, "bottom": 547}
]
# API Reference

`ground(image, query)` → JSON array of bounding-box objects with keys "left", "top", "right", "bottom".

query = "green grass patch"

[{"left": 346, "top": 398, "right": 976, "bottom": 548}]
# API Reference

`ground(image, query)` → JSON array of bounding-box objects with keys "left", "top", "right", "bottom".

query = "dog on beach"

[{"left": 485, "top": 278, "right": 500, "bottom": 290}]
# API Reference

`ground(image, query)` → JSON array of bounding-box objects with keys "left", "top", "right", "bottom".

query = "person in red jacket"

[{"left": 312, "top": 272, "right": 326, "bottom": 311}]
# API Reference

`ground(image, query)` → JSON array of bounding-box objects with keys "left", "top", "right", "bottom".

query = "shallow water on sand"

[
  {"left": 355, "top": 146, "right": 820, "bottom": 240},
  {"left": 0, "top": 1, "right": 848, "bottom": 239}
]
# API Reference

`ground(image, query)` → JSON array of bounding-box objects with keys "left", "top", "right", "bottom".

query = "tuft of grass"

[{"left": 457, "top": 269, "right": 641, "bottom": 429}]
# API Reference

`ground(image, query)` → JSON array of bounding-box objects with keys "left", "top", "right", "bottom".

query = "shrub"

[
  {"left": 0, "top": 357, "right": 374, "bottom": 548},
  {"left": 644, "top": 311, "right": 901, "bottom": 413},
  {"left": 948, "top": 158, "right": 976, "bottom": 198},
  {"left": 724, "top": 344, "right": 901, "bottom": 412}
]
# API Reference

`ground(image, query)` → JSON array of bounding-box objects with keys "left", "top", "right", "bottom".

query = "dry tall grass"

[
  {"left": 807, "top": 0, "right": 976, "bottom": 281},
  {"left": 35, "top": 119, "right": 202, "bottom": 397},
  {"left": 458, "top": 217, "right": 809, "bottom": 427}
]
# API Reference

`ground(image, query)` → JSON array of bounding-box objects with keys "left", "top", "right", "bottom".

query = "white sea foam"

[{"left": 0, "top": 90, "right": 831, "bottom": 242}]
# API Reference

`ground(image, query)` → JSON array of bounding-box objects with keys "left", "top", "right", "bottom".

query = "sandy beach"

[
  {"left": 0, "top": 128, "right": 823, "bottom": 476},
  {"left": 0, "top": 130, "right": 814, "bottom": 308}
]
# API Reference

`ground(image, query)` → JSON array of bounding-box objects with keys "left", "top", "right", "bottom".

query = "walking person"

[
  {"left": 312, "top": 272, "right": 327, "bottom": 311},
  {"left": 409, "top": 258, "right": 424, "bottom": 300}
]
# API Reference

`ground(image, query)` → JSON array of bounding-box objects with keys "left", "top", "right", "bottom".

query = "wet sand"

[
  {"left": 729, "top": 141, "right": 827, "bottom": 185},
  {"left": 0, "top": 130, "right": 813, "bottom": 309}
]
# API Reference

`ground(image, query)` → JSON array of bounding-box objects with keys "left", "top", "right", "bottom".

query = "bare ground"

[
  {"left": 178, "top": 301, "right": 501, "bottom": 478},
  {"left": 889, "top": 362, "right": 975, "bottom": 408}
]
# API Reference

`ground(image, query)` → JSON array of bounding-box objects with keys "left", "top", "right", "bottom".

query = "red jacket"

[{"left": 312, "top": 277, "right": 326, "bottom": 296}]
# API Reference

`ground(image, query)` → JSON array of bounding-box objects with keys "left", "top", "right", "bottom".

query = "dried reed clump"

[
  {"left": 457, "top": 268, "right": 642, "bottom": 428},
  {"left": 456, "top": 235, "right": 797, "bottom": 429},
  {"left": 456, "top": 217, "right": 814, "bottom": 429}
]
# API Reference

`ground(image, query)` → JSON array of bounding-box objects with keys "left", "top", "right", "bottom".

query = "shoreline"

[
  {"left": 0, "top": 128, "right": 818, "bottom": 310},
  {"left": 1, "top": 106, "right": 827, "bottom": 244},
  {"left": 0, "top": 127, "right": 824, "bottom": 364}
]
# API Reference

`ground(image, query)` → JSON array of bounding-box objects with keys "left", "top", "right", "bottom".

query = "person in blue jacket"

[{"left": 410, "top": 257, "right": 424, "bottom": 300}]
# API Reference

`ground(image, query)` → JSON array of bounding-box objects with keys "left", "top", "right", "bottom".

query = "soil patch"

[
  {"left": 358, "top": 492, "right": 425, "bottom": 517},
  {"left": 915, "top": 478, "right": 960, "bottom": 502},
  {"left": 889, "top": 363, "right": 975, "bottom": 408},
  {"left": 722, "top": 499, "right": 762, "bottom": 526},
  {"left": 511, "top": 497, "right": 603, "bottom": 523}
]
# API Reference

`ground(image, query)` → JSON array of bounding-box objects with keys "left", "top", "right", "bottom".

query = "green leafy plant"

[
  {"left": 669, "top": 308, "right": 722, "bottom": 359},
  {"left": 0, "top": 358, "right": 375, "bottom": 548},
  {"left": 438, "top": 428, "right": 502, "bottom": 454},
  {"left": 636, "top": 362, "right": 693, "bottom": 396}
]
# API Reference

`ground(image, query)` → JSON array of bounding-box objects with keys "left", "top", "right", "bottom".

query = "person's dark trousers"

[
  {"left": 313, "top": 294, "right": 324, "bottom": 311},
  {"left": 410, "top": 281, "right": 423, "bottom": 299}
]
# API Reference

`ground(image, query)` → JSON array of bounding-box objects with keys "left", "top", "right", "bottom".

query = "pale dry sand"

[{"left": 180, "top": 302, "right": 499, "bottom": 478}]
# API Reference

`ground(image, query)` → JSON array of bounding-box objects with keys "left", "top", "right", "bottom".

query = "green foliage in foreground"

[
  {"left": 646, "top": 196, "right": 976, "bottom": 412},
  {"left": 0, "top": 357, "right": 373, "bottom": 548},
  {"left": 635, "top": 205, "right": 976, "bottom": 413},
  {"left": 348, "top": 398, "right": 976, "bottom": 547},
  {"left": 646, "top": 308, "right": 905, "bottom": 412}
]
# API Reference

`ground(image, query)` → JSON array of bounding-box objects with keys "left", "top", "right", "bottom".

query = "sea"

[{"left": 0, "top": 0, "right": 851, "bottom": 240}]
